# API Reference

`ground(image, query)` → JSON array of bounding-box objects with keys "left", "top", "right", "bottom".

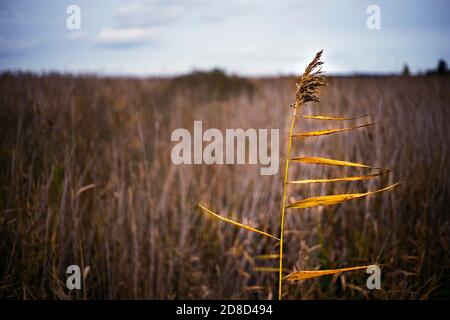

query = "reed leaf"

[
  {"left": 292, "top": 123, "right": 376, "bottom": 138},
  {"left": 298, "top": 114, "right": 369, "bottom": 120},
  {"left": 283, "top": 265, "right": 372, "bottom": 281},
  {"left": 73, "top": 183, "right": 97, "bottom": 199},
  {"left": 256, "top": 254, "right": 280, "bottom": 260},
  {"left": 285, "top": 183, "right": 400, "bottom": 209},
  {"left": 287, "top": 170, "right": 390, "bottom": 184},
  {"left": 197, "top": 203, "right": 280, "bottom": 240},
  {"left": 290, "top": 156, "right": 382, "bottom": 169},
  {"left": 245, "top": 286, "right": 265, "bottom": 291}
]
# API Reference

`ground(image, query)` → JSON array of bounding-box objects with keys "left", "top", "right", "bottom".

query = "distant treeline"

[{"left": 403, "top": 59, "right": 449, "bottom": 76}]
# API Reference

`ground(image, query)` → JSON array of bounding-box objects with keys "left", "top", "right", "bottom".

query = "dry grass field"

[{"left": 0, "top": 71, "right": 448, "bottom": 299}]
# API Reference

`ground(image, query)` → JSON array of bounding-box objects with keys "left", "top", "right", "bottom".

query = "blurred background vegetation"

[{"left": 0, "top": 70, "right": 448, "bottom": 299}]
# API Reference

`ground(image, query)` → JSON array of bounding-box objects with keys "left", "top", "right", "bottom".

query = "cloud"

[
  {"left": 94, "top": 26, "right": 157, "bottom": 47},
  {"left": 114, "top": 0, "right": 185, "bottom": 28},
  {"left": 93, "top": 0, "right": 184, "bottom": 47},
  {"left": 93, "top": 0, "right": 252, "bottom": 47},
  {"left": 113, "top": 0, "right": 253, "bottom": 26}
]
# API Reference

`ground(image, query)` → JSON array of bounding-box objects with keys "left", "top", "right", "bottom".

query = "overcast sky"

[{"left": 0, "top": 0, "right": 449, "bottom": 76}]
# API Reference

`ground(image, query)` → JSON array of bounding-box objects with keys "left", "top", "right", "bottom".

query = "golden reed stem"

[{"left": 278, "top": 103, "right": 299, "bottom": 300}]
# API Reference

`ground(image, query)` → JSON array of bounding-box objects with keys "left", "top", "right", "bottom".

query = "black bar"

[{"left": 0, "top": 300, "right": 445, "bottom": 318}]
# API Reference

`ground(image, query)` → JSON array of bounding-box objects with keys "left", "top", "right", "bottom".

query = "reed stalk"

[
  {"left": 198, "top": 50, "right": 399, "bottom": 300},
  {"left": 278, "top": 101, "right": 299, "bottom": 299}
]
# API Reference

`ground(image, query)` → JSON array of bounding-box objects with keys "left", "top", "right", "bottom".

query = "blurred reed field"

[{"left": 0, "top": 70, "right": 449, "bottom": 299}]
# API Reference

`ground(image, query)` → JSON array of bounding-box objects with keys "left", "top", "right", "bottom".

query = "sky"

[{"left": 0, "top": 0, "right": 449, "bottom": 76}]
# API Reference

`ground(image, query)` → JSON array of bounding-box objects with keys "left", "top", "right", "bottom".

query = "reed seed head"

[{"left": 296, "top": 49, "right": 327, "bottom": 105}]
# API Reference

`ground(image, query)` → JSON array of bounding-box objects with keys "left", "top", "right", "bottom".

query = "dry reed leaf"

[
  {"left": 239, "top": 269, "right": 251, "bottom": 279},
  {"left": 245, "top": 286, "right": 265, "bottom": 291},
  {"left": 198, "top": 203, "right": 280, "bottom": 240},
  {"left": 287, "top": 170, "right": 390, "bottom": 184},
  {"left": 290, "top": 156, "right": 382, "bottom": 169},
  {"left": 255, "top": 254, "right": 280, "bottom": 260},
  {"left": 73, "top": 183, "right": 96, "bottom": 199},
  {"left": 285, "top": 183, "right": 400, "bottom": 209},
  {"left": 292, "top": 123, "right": 376, "bottom": 138},
  {"left": 284, "top": 265, "right": 373, "bottom": 281},
  {"left": 299, "top": 114, "right": 369, "bottom": 120}
]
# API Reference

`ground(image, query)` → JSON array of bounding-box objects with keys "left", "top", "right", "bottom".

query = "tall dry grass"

[{"left": 0, "top": 70, "right": 448, "bottom": 299}]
